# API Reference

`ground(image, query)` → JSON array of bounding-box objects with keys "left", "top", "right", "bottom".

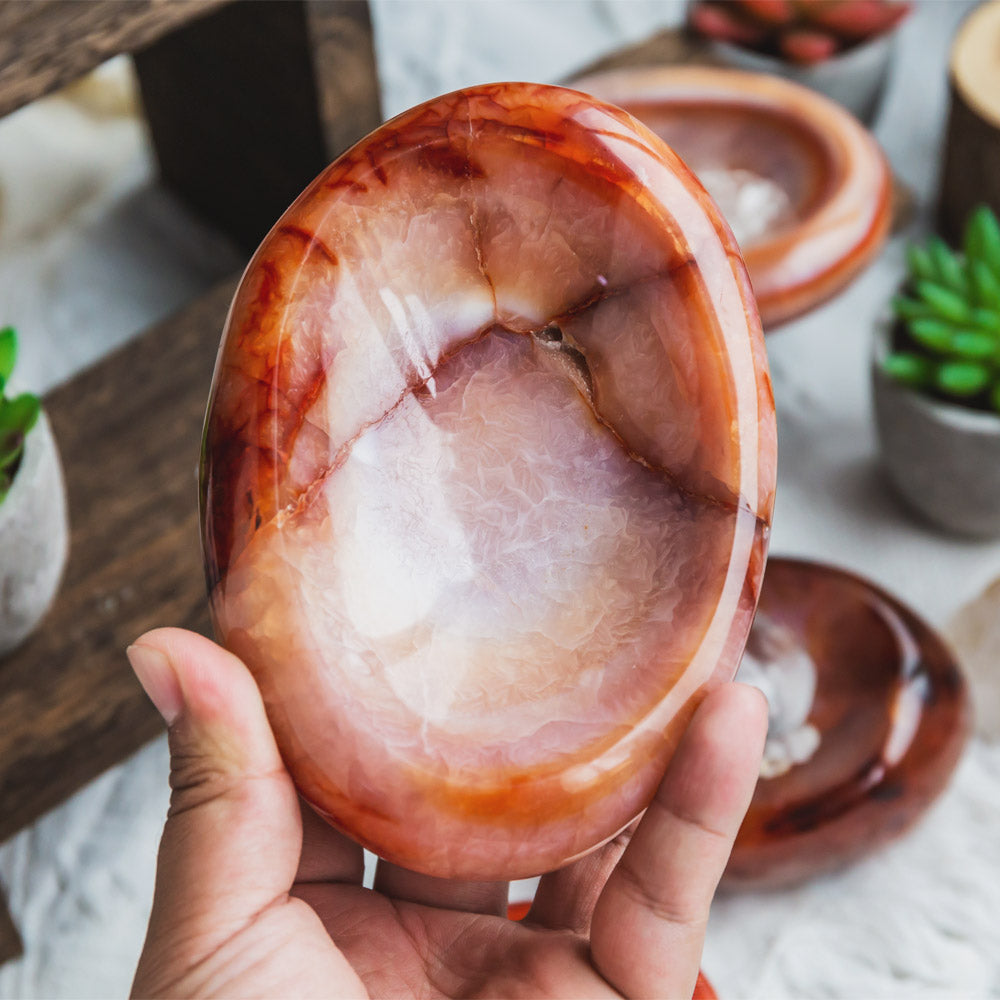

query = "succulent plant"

[
  {"left": 688, "top": 0, "right": 912, "bottom": 65},
  {"left": 0, "top": 327, "right": 41, "bottom": 505},
  {"left": 883, "top": 206, "right": 1000, "bottom": 414}
]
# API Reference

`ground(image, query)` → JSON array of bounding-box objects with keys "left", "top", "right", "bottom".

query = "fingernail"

[{"left": 127, "top": 643, "right": 184, "bottom": 725}]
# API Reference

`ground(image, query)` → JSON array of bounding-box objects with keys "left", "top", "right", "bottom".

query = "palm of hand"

[
  {"left": 127, "top": 629, "right": 763, "bottom": 999},
  {"left": 285, "top": 879, "right": 617, "bottom": 999},
  {"left": 141, "top": 806, "right": 645, "bottom": 999},
  {"left": 146, "top": 840, "right": 653, "bottom": 999}
]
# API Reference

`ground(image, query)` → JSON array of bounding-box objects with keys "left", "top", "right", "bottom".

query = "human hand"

[{"left": 126, "top": 627, "right": 766, "bottom": 998}]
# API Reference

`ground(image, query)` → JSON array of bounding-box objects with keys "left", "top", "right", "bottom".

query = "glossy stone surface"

[
  {"left": 201, "top": 82, "right": 775, "bottom": 879},
  {"left": 724, "top": 558, "right": 970, "bottom": 890},
  {"left": 572, "top": 66, "right": 893, "bottom": 328}
]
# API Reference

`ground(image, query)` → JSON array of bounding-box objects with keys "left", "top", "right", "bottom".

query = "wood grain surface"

[
  {"left": 0, "top": 278, "right": 236, "bottom": 849},
  {"left": 0, "top": 0, "right": 230, "bottom": 120}
]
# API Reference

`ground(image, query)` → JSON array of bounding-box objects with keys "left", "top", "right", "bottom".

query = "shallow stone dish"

[
  {"left": 572, "top": 66, "right": 893, "bottom": 329},
  {"left": 201, "top": 81, "right": 775, "bottom": 880},
  {"left": 724, "top": 558, "right": 970, "bottom": 890}
]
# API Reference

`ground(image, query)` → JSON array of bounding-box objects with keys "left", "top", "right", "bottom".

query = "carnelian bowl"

[
  {"left": 573, "top": 66, "right": 893, "bottom": 328},
  {"left": 725, "top": 558, "right": 969, "bottom": 889},
  {"left": 201, "top": 82, "right": 775, "bottom": 879}
]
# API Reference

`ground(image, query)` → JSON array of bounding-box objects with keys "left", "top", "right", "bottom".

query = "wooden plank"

[
  {"left": 135, "top": 0, "right": 382, "bottom": 251},
  {"left": 0, "top": 0, "right": 230, "bottom": 120},
  {"left": 0, "top": 278, "right": 237, "bottom": 847}
]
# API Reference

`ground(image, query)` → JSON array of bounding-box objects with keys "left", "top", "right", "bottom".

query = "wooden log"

[
  {"left": 135, "top": 0, "right": 382, "bottom": 252},
  {"left": 938, "top": 0, "right": 1000, "bottom": 244}
]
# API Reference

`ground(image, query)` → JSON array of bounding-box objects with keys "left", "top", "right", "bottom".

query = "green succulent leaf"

[
  {"left": 0, "top": 433, "right": 24, "bottom": 471},
  {"left": 891, "top": 295, "right": 934, "bottom": 321},
  {"left": 0, "top": 393, "right": 40, "bottom": 438},
  {"left": 969, "top": 259, "right": 1000, "bottom": 311},
  {"left": 928, "top": 236, "right": 968, "bottom": 294},
  {"left": 966, "top": 204, "right": 1000, "bottom": 279},
  {"left": 915, "top": 280, "right": 971, "bottom": 323},
  {"left": 951, "top": 330, "right": 997, "bottom": 359},
  {"left": 883, "top": 352, "right": 934, "bottom": 388},
  {"left": 907, "top": 317, "right": 957, "bottom": 353},
  {"left": 905, "top": 244, "right": 936, "bottom": 283},
  {"left": 899, "top": 209, "right": 1000, "bottom": 411},
  {"left": 969, "top": 306, "right": 1000, "bottom": 334},
  {"left": 0, "top": 326, "right": 15, "bottom": 389},
  {"left": 936, "top": 360, "right": 991, "bottom": 397},
  {"left": 0, "top": 471, "right": 12, "bottom": 506},
  {"left": 965, "top": 210, "right": 984, "bottom": 263}
]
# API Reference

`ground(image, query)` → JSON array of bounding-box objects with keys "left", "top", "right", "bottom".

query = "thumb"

[{"left": 127, "top": 628, "right": 302, "bottom": 959}]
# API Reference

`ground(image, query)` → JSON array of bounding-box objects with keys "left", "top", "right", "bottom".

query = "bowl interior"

[
  {"left": 749, "top": 559, "right": 916, "bottom": 815},
  {"left": 620, "top": 100, "right": 832, "bottom": 246}
]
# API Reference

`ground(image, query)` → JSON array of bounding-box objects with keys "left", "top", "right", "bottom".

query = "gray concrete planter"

[
  {"left": 0, "top": 411, "right": 69, "bottom": 656},
  {"left": 873, "top": 323, "right": 1000, "bottom": 537},
  {"left": 709, "top": 31, "right": 894, "bottom": 125}
]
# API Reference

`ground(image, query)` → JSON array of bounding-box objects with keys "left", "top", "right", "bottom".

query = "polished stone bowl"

[
  {"left": 201, "top": 82, "right": 776, "bottom": 879},
  {"left": 573, "top": 66, "right": 893, "bottom": 329},
  {"left": 724, "top": 557, "right": 970, "bottom": 890}
]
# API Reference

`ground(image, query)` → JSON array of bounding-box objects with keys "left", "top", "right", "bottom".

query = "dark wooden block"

[
  {"left": 0, "top": 0, "right": 229, "bottom": 120},
  {"left": 0, "top": 278, "right": 237, "bottom": 849},
  {"left": 135, "top": 0, "right": 382, "bottom": 252}
]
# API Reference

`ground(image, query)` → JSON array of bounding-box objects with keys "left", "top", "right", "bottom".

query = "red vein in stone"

[{"left": 261, "top": 246, "right": 747, "bottom": 543}]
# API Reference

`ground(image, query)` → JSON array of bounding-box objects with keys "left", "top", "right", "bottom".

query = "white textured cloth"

[{"left": 3, "top": 2, "right": 999, "bottom": 997}]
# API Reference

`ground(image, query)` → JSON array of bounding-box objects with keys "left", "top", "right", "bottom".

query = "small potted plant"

[
  {"left": 687, "top": 0, "right": 912, "bottom": 123},
  {"left": 0, "top": 326, "right": 69, "bottom": 656},
  {"left": 873, "top": 205, "right": 1000, "bottom": 537}
]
